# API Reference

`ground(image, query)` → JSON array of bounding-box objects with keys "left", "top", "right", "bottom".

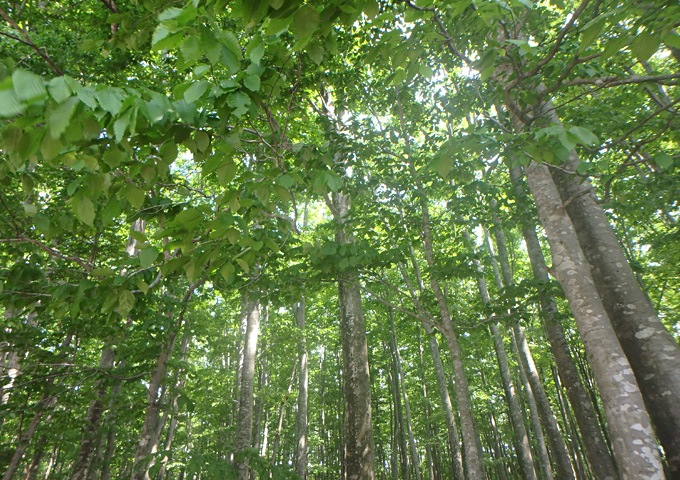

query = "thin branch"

[
  {"left": 0, "top": 237, "right": 92, "bottom": 272},
  {"left": 609, "top": 96, "right": 680, "bottom": 147},
  {"left": 564, "top": 73, "right": 680, "bottom": 88},
  {"left": 0, "top": 7, "right": 63, "bottom": 75}
]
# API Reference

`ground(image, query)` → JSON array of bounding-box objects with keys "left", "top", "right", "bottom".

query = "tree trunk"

[
  {"left": 522, "top": 157, "right": 664, "bottom": 479},
  {"left": 71, "top": 346, "right": 116, "bottom": 480},
  {"left": 294, "top": 298, "right": 309, "bottom": 480},
  {"left": 463, "top": 230, "right": 537, "bottom": 480},
  {"left": 234, "top": 291, "right": 261, "bottom": 480},
  {"left": 332, "top": 191, "right": 376, "bottom": 480},
  {"left": 506, "top": 164, "right": 619, "bottom": 480}
]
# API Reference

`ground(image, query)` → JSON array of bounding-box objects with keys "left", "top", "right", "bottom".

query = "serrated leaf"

[
  {"left": 195, "top": 130, "right": 210, "bottom": 152},
  {"left": 13, "top": 69, "right": 47, "bottom": 102},
  {"left": 0, "top": 90, "right": 25, "bottom": 117},
  {"left": 158, "top": 7, "right": 183, "bottom": 21},
  {"left": 631, "top": 31, "right": 660, "bottom": 62},
  {"left": 180, "top": 36, "right": 202, "bottom": 66},
  {"left": 136, "top": 277, "right": 149, "bottom": 294},
  {"left": 227, "top": 91, "right": 250, "bottom": 109},
  {"left": 223, "top": 31, "right": 242, "bottom": 59},
  {"left": 578, "top": 20, "right": 604, "bottom": 53},
  {"left": 48, "top": 97, "right": 79, "bottom": 138},
  {"left": 139, "top": 246, "right": 159, "bottom": 268},
  {"left": 117, "top": 290, "right": 135, "bottom": 317}
]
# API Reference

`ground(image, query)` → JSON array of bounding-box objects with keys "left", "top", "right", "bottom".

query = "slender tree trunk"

[
  {"left": 294, "top": 298, "right": 309, "bottom": 480},
  {"left": 390, "top": 310, "right": 422, "bottom": 480},
  {"left": 269, "top": 362, "right": 297, "bottom": 465},
  {"left": 521, "top": 157, "right": 664, "bottom": 479},
  {"left": 234, "top": 291, "right": 261, "bottom": 480},
  {"left": 463, "top": 230, "right": 537, "bottom": 480},
  {"left": 331, "top": 191, "right": 375, "bottom": 480},
  {"left": 3, "top": 335, "right": 73, "bottom": 480},
  {"left": 506, "top": 164, "right": 619, "bottom": 480},
  {"left": 71, "top": 346, "right": 116, "bottom": 480}
]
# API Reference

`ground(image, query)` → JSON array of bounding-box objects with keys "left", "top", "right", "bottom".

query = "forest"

[{"left": 0, "top": 0, "right": 679, "bottom": 479}]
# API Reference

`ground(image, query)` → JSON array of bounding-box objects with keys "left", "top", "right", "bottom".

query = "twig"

[{"left": 0, "top": 7, "right": 63, "bottom": 75}]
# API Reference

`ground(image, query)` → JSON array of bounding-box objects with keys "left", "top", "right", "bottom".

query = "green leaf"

[
  {"left": 664, "top": 33, "right": 680, "bottom": 49},
  {"left": 117, "top": 290, "right": 136, "bottom": 317},
  {"left": 244, "top": 75, "right": 260, "bottom": 91},
  {"left": 180, "top": 36, "right": 203, "bottom": 66},
  {"left": 578, "top": 20, "right": 604, "bottom": 53},
  {"left": 236, "top": 257, "right": 250, "bottom": 273},
  {"left": 124, "top": 184, "right": 146, "bottom": 209},
  {"left": 220, "top": 262, "right": 234, "bottom": 281},
  {"left": 292, "top": 5, "right": 319, "bottom": 38},
  {"left": 158, "top": 7, "right": 182, "bottom": 21},
  {"left": 363, "top": 0, "right": 380, "bottom": 19},
  {"left": 48, "top": 97, "right": 79, "bottom": 138},
  {"left": 631, "top": 31, "right": 660, "bottom": 62},
  {"left": 222, "top": 31, "right": 242, "bottom": 60},
  {"left": 140, "top": 246, "right": 159, "bottom": 268},
  {"left": 569, "top": 126, "right": 599, "bottom": 146},
  {"left": 13, "top": 69, "right": 47, "bottom": 102},
  {"left": 48, "top": 77, "right": 72, "bottom": 103},
  {"left": 249, "top": 42, "right": 265, "bottom": 65},
  {"left": 654, "top": 153, "right": 673, "bottom": 169},
  {"left": 0, "top": 89, "right": 25, "bottom": 117},
  {"left": 96, "top": 89, "right": 124, "bottom": 115},
  {"left": 74, "top": 193, "right": 95, "bottom": 226},
  {"left": 184, "top": 80, "right": 208, "bottom": 103},
  {"left": 195, "top": 130, "right": 210, "bottom": 152}
]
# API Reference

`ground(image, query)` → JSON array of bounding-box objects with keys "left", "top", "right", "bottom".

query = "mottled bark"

[
  {"left": 333, "top": 191, "right": 375, "bottom": 480},
  {"left": 507, "top": 164, "right": 619, "bottom": 480},
  {"left": 523, "top": 158, "right": 663, "bottom": 479}
]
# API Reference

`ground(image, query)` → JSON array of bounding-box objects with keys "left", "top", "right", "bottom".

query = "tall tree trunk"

[
  {"left": 71, "top": 346, "right": 116, "bottom": 480},
  {"left": 234, "top": 291, "right": 261, "bottom": 480},
  {"left": 521, "top": 157, "right": 663, "bottom": 478},
  {"left": 294, "top": 298, "right": 309, "bottom": 480},
  {"left": 399, "top": 243, "right": 465, "bottom": 480},
  {"left": 2, "top": 334, "right": 73, "bottom": 480},
  {"left": 463, "top": 230, "right": 537, "bottom": 480},
  {"left": 390, "top": 310, "right": 422, "bottom": 480},
  {"left": 269, "top": 362, "right": 297, "bottom": 465},
  {"left": 545, "top": 127, "right": 680, "bottom": 477},
  {"left": 505, "top": 164, "right": 619, "bottom": 480},
  {"left": 332, "top": 191, "right": 375, "bottom": 480}
]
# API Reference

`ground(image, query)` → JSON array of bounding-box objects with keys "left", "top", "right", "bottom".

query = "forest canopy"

[{"left": 0, "top": 0, "right": 679, "bottom": 479}]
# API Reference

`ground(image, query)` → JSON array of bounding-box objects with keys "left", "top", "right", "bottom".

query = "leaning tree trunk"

[
  {"left": 505, "top": 164, "right": 619, "bottom": 480},
  {"left": 522, "top": 157, "right": 664, "bottom": 479},
  {"left": 543, "top": 110, "right": 680, "bottom": 476},
  {"left": 234, "top": 290, "right": 261, "bottom": 480},
  {"left": 332, "top": 191, "right": 376, "bottom": 480}
]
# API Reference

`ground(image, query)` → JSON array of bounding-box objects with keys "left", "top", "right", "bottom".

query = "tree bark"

[
  {"left": 332, "top": 191, "right": 376, "bottom": 480},
  {"left": 294, "top": 298, "right": 309, "bottom": 480},
  {"left": 506, "top": 164, "right": 619, "bottom": 480},
  {"left": 234, "top": 290, "right": 261, "bottom": 480},
  {"left": 522, "top": 158, "right": 663, "bottom": 479}
]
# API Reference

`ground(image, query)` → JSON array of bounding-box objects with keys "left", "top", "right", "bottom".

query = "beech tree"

[{"left": 1, "top": 0, "right": 678, "bottom": 479}]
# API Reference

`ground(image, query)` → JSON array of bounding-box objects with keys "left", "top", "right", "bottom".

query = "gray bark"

[
  {"left": 506, "top": 164, "right": 619, "bottom": 480},
  {"left": 332, "top": 191, "right": 376, "bottom": 480},
  {"left": 234, "top": 291, "right": 261, "bottom": 480},
  {"left": 294, "top": 298, "right": 309, "bottom": 480},
  {"left": 522, "top": 157, "right": 664, "bottom": 479}
]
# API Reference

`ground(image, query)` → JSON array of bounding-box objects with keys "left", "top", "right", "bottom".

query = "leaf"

[
  {"left": 292, "top": 5, "right": 319, "bottom": 39},
  {"left": 244, "top": 75, "right": 260, "bottom": 91},
  {"left": 140, "top": 246, "right": 159, "bottom": 268},
  {"left": 220, "top": 262, "right": 234, "bottom": 281},
  {"left": 158, "top": 7, "right": 183, "bottom": 21},
  {"left": 24, "top": 202, "right": 37, "bottom": 216},
  {"left": 184, "top": 80, "right": 208, "bottom": 103},
  {"left": 74, "top": 193, "right": 95, "bottom": 226},
  {"left": 195, "top": 130, "right": 210, "bottom": 152},
  {"left": 13, "top": 69, "right": 47, "bottom": 102},
  {"left": 236, "top": 257, "right": 250, "bottom": 273},
  {"left": 96, "top": 89, "right": 124, "bottom": 115},
  {"left": 180, "top": 36, "right": 203, "bottom": 66},
  {"left": 664, "top": 33, "right": 680, "bottom": 49},
  {"left": 47, "top": 97, "right": 79, "bottom": 138},
  {"left": 654, "top": 153, "right": 673, "bottom": 169},
  {"left": 578, "top": 20, "right": 604, "bottom": 53},
  {"left": 48, "top": 77, "right": 72, "bottom": 103},
  {"left": 363, "top": 0, "right": 380, "bottom": 19},
  {"left": 117, "top": 290, "right": 136, "bottom": 317},
  {"left": 569, "top": 126, "right": 599, "bottom": 146},
  {"left": 0, "top": 89, "right": 25, "bottom": 117},
  {"left": 124, "top": 184, "right": 146, "bottom": 209},
  {"left": 631, "top": 31, "right": 660, "bottom": 62},
  {"left": 222, "top": 31, "right": 242, "bottom": 60},
  {"left": 136, "top": 277, "right": 149, "bottom": 294}
]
